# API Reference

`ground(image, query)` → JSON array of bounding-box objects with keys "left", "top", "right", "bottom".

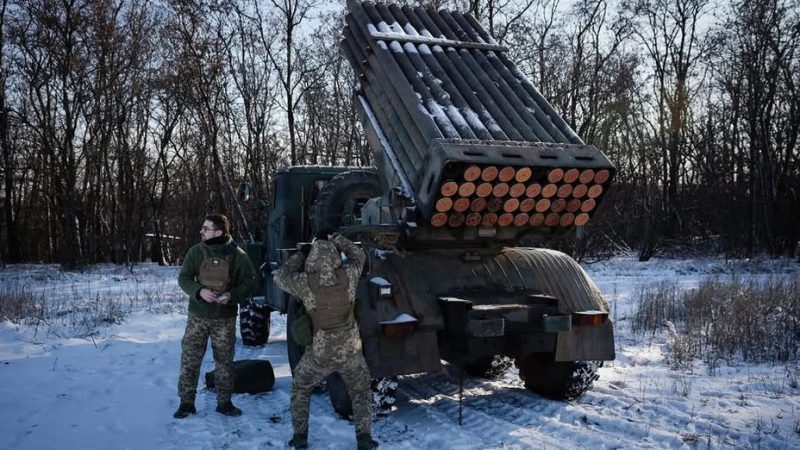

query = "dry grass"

[
  {"left": 632, "top": 275, "right": 800, "bottom": 366},
  {"left": 0, "top": 280, "right": 184, "bottom": 338},
  {"left": 0, "top": 285, "right": 46, "bottom": 324}
]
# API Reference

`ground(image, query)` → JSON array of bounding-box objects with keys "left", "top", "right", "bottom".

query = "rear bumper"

[{"left": 438, "top": 296, "right": 615, "bottom": 362}]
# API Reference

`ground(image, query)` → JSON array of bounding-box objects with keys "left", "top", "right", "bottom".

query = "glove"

[
  {"left": 297, "top": 242, "right": 312, "bottom": 256},
  {"left": 328, "top": 232, "right": 347, "bottom": 249}
]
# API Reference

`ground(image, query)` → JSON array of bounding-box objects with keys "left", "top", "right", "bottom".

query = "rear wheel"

[
  {"left": 328, "top": 375, "right": 399, "bottom": 419},
  {"left": 286, "top": 297, "right": 306, "bottom": 374},
  {"left": 516, "top": 354, "right": 601, "bottom": 400},
  {"left": 327, "top": 373, "right": 352, "bottom": 418},
  {"left": 239, "top": 300, "right": 271, "bottom": 347},
  {"left": 372, "top": 377, "right": 398, "bottom": 415},
  {"left": 461, "top": 355, "right": 513, "bottom": 380}
]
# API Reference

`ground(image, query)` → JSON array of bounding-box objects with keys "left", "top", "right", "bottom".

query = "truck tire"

[
  {"left": 327, "top": 372, "right": 352, "bottom": 418},
  {"left": 328, "top": 375, "right": 398, "bottom": 419},
  {"left": 372, "top": 376, "right": 399, "bottom": 415},
  {"left": 311, "top": 169, "right": 381, "bottom": 237},
  {"left": 239, "top": 300, "right": 271, "bottom": 347},
  {"left": 516, "top": 354, "right": 601, "bottom": 400},
  {"left": 286, "top": 297, "right": 306, "bottom": 374},
  {"left": 462, "top": 355, "right": 513, "bottom": 380}
]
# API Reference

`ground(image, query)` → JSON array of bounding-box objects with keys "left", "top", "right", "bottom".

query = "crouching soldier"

[
  {"left": 174, "top": 214, "right": 257, "bottom": 418},
  {"left": 274, "top": 233, "right": 378, "bottom": 450}
]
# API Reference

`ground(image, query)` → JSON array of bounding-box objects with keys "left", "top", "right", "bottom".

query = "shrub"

[
  {"left": 0, "top": 285, "right": 46, "bottom": 324},
  {"left": 0, "top": 277, "right": 184, "bottom": 338},
  {"left": 632, "top": 275, "right": 800, "bottom": 365}
]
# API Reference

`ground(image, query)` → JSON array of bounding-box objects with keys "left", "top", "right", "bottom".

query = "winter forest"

[{"left": 0, "top": 0, "right": 798, "bottom": 267}]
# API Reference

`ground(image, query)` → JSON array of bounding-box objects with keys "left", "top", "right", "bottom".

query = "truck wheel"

[
  {"left": 516, "top": 354, "right": 601, "bottom": 400},
  {"left": 286, "top": 297, "right": 306, "bottom": 374},
  {"left": 328, "top": 376, "right": 399, "bottom": 419},
  {"left": 462, "top": 355, "right": 513, "bottom": 380},
  {"left": 311, "top": 169, "right": 381, "bottom": 237},
  {"left": 372, "top": 376, "right": 398, "bottom": 415},
  {"left": 239, "top": 300, "right": 271, "bottom": 347},
  {"left": 327, "top": 372, "right": 352, "bottom": 418}
]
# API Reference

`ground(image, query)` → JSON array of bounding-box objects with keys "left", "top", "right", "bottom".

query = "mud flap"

[{"left": 555, "top": 320, "right": 615, "bottom": 361}]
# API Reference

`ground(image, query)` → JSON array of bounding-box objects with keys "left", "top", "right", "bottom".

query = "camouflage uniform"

[
  {"left": 176, "top": 235, "right": 257, "bottom": 407},
  {"left": 178, "top": 314, "right": 236, "bottom": 404},
  {"left": 273, "top": 234, "right": 372, "bottom": 439}
]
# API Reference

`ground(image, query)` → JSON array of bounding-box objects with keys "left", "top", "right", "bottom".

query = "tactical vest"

[
  {"left": 197, "top": 243, "right": 236, "bottom": 293},
  {"left": 307, "top": 268, "right": 354, "bottom": 331}
]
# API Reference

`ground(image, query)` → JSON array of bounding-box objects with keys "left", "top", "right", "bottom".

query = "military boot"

[
  {"left": 288, "top": 432, "right": 308, "bottom": 449},
  {"left": 173, "top": 402, "right": 196, "bottom": 419},
  {"left": 356, "top": 433, "right": 378, "bottom": 450},
  {"left": 215, "top": 400, "right": 242, "bottom": 416}
]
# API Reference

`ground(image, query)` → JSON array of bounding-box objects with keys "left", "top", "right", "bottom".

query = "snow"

[
  {"left": 380, "top": 314, "right": 417, "bottom": 325},
  {"left": 1, "top": 257, "right": 799, "bottom": 449},
  {"left": 370, "top": 277, "right": 391, "bottom": 286}
]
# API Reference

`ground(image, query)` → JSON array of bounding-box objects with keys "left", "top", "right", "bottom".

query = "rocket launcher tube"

[
  {"left": 437, "top": 11, "right": 549, "bottom": 142},
  {"left": 432, "top": 10, "right": 539, "bottom": 141},
  {"left": 361, "top": 73, "right": 426, "bottom": 173},
  {"left": 359, "top": 79, "right": 420, "bottom": 187},
  {"left": 448, "top": 12, "right": 562, "bottom": 142},
  {"left": 346, "top": 5, "right": 443, "bottom": 151},
  {"left": 344, "top": 18, "right": 431, "bottom": 170},
  {"left": 363, "top": 3, "right": 463, "bottom": 140},
  {"left": 356, "top": 94, "right": 415, "bottom": 199},
  {"left": 413, "top": 8, "right": 526, "bottom": 141},
  {"left": 403, "top": 7, "right": 508, "bottom": 140}
]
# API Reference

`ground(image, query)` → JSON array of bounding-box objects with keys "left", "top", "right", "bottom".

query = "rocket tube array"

[
  {"left": 342, "top": 1, "right": 614, "bottom": 231},
  {"left": 430, "top": 165, "right": 610, "bottom": 229},
  {"left": 341, "top": 1, "right": 587, "bottom": 202}
]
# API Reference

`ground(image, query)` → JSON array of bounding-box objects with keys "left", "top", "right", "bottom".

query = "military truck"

[{"left": 243, "top": 0, "right": 616, "bottom": 415}]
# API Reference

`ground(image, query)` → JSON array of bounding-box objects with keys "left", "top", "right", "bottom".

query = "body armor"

[
  {"left": 197, "top": 245, "right": 234, "bottom": 293},
  {"left": 307, "top": 268, "right": 353, "bottom": 331}
]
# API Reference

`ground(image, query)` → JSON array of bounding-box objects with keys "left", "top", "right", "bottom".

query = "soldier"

[
  {"left": 274, "top": 233, "right": 378, "bottom": 450},
  {"left": 173, "top": 214, "right": 257, "bottom": 419}
]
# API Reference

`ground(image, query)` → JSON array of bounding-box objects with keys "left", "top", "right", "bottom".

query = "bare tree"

[
  {"left": 299, "top": 10, "right": 366, "bottom": 167},
  {"left": 0, "top": 0, "right": 20, "bottom": 263},
  {"left": 465, "top": 0, "right": 537, "bottom": 43},
  {"left": 228, "top": 0, "right": 282, "bottom": 209},
  {"left": 711, "top": 0, "right": 800, "bottom": 256},
  {"left": 267, "top": 0, "right": 321, "bottom": 165},
  {"left": 626, "top": 0, "right": 713, "bottom": 254},
  {"left": 164, "top": 0, "right": 251, "bottom": 242},
  {"left": 9, "top": 0, "right": 101, "bottom": 268}
]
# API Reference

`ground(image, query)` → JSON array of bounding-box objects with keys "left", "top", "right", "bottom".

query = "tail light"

[
  {"left": 572, "top": 310, "right": 608, "bottom": 326},
  {"left": 380, "top": 313, "right": 418, "bottom": 338}
]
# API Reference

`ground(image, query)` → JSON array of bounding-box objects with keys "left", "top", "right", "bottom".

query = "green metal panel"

[{"left": 262, "top": 166, "right": 364, "bottom": 312}]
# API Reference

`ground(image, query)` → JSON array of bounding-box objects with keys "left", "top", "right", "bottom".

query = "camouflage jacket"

[
  {"left": 178, "top": 236, "right": 257, "bottom": 319},
  {"left": 273, "top": 235, "right": 366, "bottom": 365}
]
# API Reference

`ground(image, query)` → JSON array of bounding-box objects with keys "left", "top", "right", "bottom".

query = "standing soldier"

[
  {"left": 174, "top": 214, "right": 257, "bottom": 418},
  {"left": 274, "top": 233, "right": 378, "bottom": 450}
]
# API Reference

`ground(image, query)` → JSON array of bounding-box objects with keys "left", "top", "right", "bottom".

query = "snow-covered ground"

[{"left": 1, "top": 257, "right": 799, "bottom": 449}]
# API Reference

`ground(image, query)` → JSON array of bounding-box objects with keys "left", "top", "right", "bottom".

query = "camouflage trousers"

[
  {"left": 291, "top": 350, "right": 372, "bottom": 436},
  {"left": 177, "top": 313, "right": 236, "bottom": 404}
]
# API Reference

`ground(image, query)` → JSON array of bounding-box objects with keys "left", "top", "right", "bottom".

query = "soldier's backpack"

[
  {"left": 205, "top": 359, "right": 275, "bottom": 394},
  {"left": 197, "top": 242, "right": 238, "bottom": 293}
]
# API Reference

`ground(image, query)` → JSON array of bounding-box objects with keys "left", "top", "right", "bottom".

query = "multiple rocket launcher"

[{"left": 342, "top": 1, "right": 615, "bottom": 236}]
